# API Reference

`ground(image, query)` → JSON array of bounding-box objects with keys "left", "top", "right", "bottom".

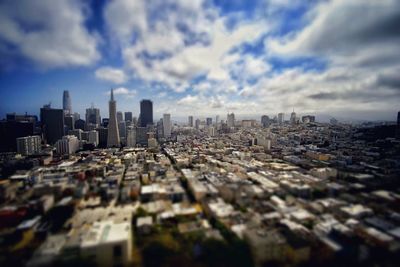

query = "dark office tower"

[
  {"left": 261, "top": 115, "right": 270, "bottom": 127},
  {"left": 64, "top": 115, "right": 75, "bottom": 132},
  {"left": 139, "top": 99, "right": 153, "bottom": 127},
  {"left": 40, "top": 106, "right": 64, "bottom": 145},
  {"left": 63, "top": 90, "right": 72, "bottom": 115},
  {"left": 206, "top": 118, "right": 212, "bottom": 126},
  {"left": 102, "top": 118, "right": 109, "bottom": 127},
  {"left": 0, "top": 120, "right": 34, "bottom": 152},
  {"left": 96, "top": 127, "right": 108, "bottom": 148},
  {"left": 125, "top": 112, "right": 133, "bottom": 122},
  {"left": 75, "top": 119, "right": 85, "bottom": 131}
]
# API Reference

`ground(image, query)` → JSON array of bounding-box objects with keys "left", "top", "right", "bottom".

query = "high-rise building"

[
  {"left": 216, "top": 115, "right": 220, "bottom": 125},
  {"left": 290, "top": 109, "right": 297, "bottom": 124},
  {"left": 261, "top": 115, "right": 270, "bottom": 127},
  {"left": 64, "top": 115, "right": 75, "bottom": 132},
  {"left": 16, "top": 135, "right": 41, "bottom": 155},
  {"left": 157, "top": 119, "right": 163, "bottom": 139},
  {"left": 126, "top": 126, "right": 136, "bottom": 147},
  {"left": 63, "top": 90, "right": 72, "bottom": 115},
  {"left": 0, "top": 119, "right": 34, "bottom": 152},
  {"left": 139, "top": 100, "right": 153, "bottom": 127},
  {"left": 206, "top": 118, "right": 212, "bottom": 126},
  {"left": 96, "top": 127, "right": 108, "bottom": 148},
  {"left": 117, "top": 111, "right": 123, "bottom": 123},
  {"left": 136, "top": 127, "right": 148, "bottom": 145},
  {"left": 85, "top": 105, "right": 101, "bottom": 128},
  {"left": 55, "top": 135, "right": 79, "bottom": 155},
  {"left": 188, "top": 116, "right": 193, "bottom": 127},
  {"left": 278, "top": 113, "right": 284, "bottom": 125},
  {"left": 88, "top": 130, "right": 99, "bottom": 147},
  {"left": 195, "top": 119, "right": 201, "bottom": 129},
  {"left": 125, "top": 112, "right": 133, "bottom": 122},
  {"left": 40, "top": 106, "right": 64, "bottom": 145},
  {"left": 107, "top": 89, "right": 120, "bottom": 147},
  {"left": 227, "top": 113, "right": 235, "bottom": 127},
  {"left": 75, "top": 119, "right": 85, "bottom": 131},
  {"left": 163, "top": 114, "right": 171, "bottom": 138},
  {"left": 118, "top": 121, "right": 127, "bottom": 144}
]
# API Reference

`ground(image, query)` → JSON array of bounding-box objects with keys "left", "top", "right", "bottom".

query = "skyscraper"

[
  {"left": 261, "top": 115, "right": 270, "bottom": 127},
  {"left": 227, "top": 113, "right": 235, "bottom": 127},
  {"left": 64, "top": 115, "right": 75, "bottom": 132},
  {"left": 163, "top": 114, "right": 171, "bottom": 138},
  {"left": 63, "top": 90, "right": 72, "bottom": 115},
  {"left": 126, "top": 126, "right": 136, "bottom": 147},
  {"left": 188, "top": 116, "right": 193, "bottom": 127},
  {"left": 206, "top": 118, "right": 212, "bottom": 126},
  {"left": 139, "top": 100, "right": 153, "bottom": 127},
  {"left": 40, "top": 106, "right": 64, "bottom": 145},
  {"left": 85, "top": 105, "right": 101, "bottom": 128},
  {"left": 107, "top": 89, "right": 120, "bottom": 147},
  {"left": 278, "top": 113, "right": 284, "bottom": 125},
  {"left": 290, "top": 109, "right": 297, "bottom": 124},
  {"left": 195, "top": 119, "right": 201, "bottom": 129},
  {"left": 125, "top": 112, "right": 133, "bottom": 122}
]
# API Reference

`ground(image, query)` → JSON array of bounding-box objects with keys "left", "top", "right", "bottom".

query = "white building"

[
  {"left": 163, "top": 113, "right": 171, "bottom": 138},
  {"left": 16, "top": 135, "right": 41, "bottom": 155},
  {"left": 88, "top": 130, "right": 99, "bottom": 146},
  {"left": 126, "top": 126, "right": 136, "bottom": 147},
  {"left": 207, "top": 126, "right": 215, "bottom": 136},
  {"left": 257, "top": 136, "right": 271, "bottom": 150},
  {"left": 80, "top": 221, "right": 132, "bottom": 267},
  {"left": 55, "top": 135, "right": 79, "bottom": 155}
]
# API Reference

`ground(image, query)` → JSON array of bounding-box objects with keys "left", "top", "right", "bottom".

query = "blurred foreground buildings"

[{"left": 0, "top": 90, "right": 400, "bottom": 267}]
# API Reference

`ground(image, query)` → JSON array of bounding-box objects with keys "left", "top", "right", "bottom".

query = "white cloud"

[
  {"left": 103, "top": 0, "right": 269, "bottom": 93},
  {"left": 0, "top": 0, "right": 99, "bottom": 68},
  {"left": 107, "top": 87, "right": 137, "bottom": 98},
  {"left": 177, "top": 94, "right": 200, "bottom": 105},
  {"left": 95, "top": 67, "right": 127, "bottom": 84}
]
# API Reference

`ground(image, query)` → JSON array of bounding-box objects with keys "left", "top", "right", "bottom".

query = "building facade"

[{"left": 16, "top": 135, "right": 41, "bottom": 155}]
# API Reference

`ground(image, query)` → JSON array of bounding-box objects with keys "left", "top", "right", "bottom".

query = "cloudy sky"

[{"left": 0, "top": 0, "right": 399, "bottom": 121}]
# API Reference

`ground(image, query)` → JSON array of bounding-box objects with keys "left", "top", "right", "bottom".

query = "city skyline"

[{"left": 1, "top": 0, "right": 399, "bottom": 121}]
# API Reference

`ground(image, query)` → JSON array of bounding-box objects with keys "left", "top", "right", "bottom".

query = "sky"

[{"left": 0, "top": 0, "right": 399, "bottom": 122}]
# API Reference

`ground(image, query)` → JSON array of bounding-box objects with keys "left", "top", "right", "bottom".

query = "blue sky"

[{"left": 0, "top": 0, "right": 399, "bottom": 121}]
